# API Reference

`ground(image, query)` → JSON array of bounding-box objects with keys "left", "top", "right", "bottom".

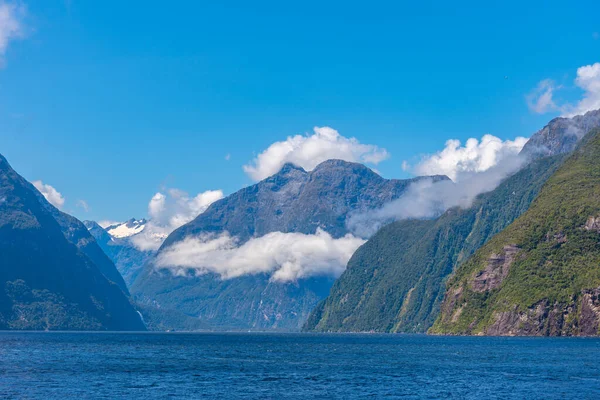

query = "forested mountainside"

[
  {"left": 303, "top": 155, "right": 564, "bottom": 332},
  {"left": 0, "top": 154, "right": 145, "bottom": 331},
  {"left": 431, "top": 129, "right": 600, "bottom": 336}
]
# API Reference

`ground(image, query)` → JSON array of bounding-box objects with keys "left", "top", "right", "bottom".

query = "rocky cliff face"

[
  {"left": 132, "top": 160, "right": 445, "bottom": 331},
  {"left": 0, "top": 154, "right": 145, "bottom": 331},
  {"left": 521, "top": 109, "right": 600, "bottom": 156},
  {"left": 431, "top": 129, "right": 600, "bottom": 336}
]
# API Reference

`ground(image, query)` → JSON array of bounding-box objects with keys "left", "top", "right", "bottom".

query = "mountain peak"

[
  {"left": 105, "top": 218, "right": 147, "bottom": 238},
  {"left": 522, "top": 108, "right": 600, "bottom": 157},
  {"left": 313, "top": 159, "right": 366, "bottom": 171},
  {"left": 277, "top": 162, "right": 307, "bottom": 175}
]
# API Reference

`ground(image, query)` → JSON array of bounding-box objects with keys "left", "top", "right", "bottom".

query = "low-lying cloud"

[
  {"left": 33, "top": 180, "right": 65, "bottom": 209},
  {"left": 349, "top": 148, "right": 529, "bottom": 237},
  {"left": 130, "top": 188, "right": 224, "bottom": 251},
  {"left": 156, "top": 228, "right": 365, "bottom": 282},
  {"left": 528, "top": 62, "right": 600, "bottom": 117},
  {"left": 243, "top": 126, "right": 389, "bottom": 181}
]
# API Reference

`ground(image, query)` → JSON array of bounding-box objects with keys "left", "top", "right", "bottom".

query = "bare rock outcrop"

[{"left": 471, "top": 245, "right": 519, "bottom": 292}]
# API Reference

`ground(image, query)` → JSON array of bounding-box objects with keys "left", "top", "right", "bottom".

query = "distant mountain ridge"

[
  {"left": 132, "top": 160, "right": 447, "bottom": 331},
  {"left": 104, "top": 218, "right": 147, "bottom": 238},
  {"left": 84, "top": 219, "right": 154, "bottom": 288},
  {"left": 0, "top": 153, "right": 145, "bottom": 331}
]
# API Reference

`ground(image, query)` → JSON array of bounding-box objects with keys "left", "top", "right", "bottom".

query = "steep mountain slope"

[
  {"left": 39, "top": 208, "right": 130, "bottom": 294},
  {"left": 304, "top": 110, "right": 600, "bottom": 334},
  {"left": 132, "top": 160, "right": 446, "bottom": 330},
  {"left": 84, "top": 220, "right": 153, "bottom": 287},
  {"left": 431, "top": 129, "right": 600, "bottom": 336},
  {"left": 0, "top": 154, "right": 145, "bottom": 331},
  {"left": 303, "top": 155, "right": 564, "bottom": 332}
]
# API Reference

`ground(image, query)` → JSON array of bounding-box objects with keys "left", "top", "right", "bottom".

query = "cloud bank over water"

[{"left": 156, "top": 228, "right": 365, "bottom": 282}]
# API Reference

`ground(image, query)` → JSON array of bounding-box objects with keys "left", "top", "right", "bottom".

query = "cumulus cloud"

[
  {"left": 563, "top": 63, "right": 600, "bottom": 117},
  {"left": 409, "top": 134, "right": 528, "bottom": 181},
  {"left": 243, "top": 126, "right": 389, "bottom": 181},
  {"left": 349, "top": 148, "right": 529, "bottom": 237},
  {"left": 527, "top": 79, "right": 559, "bottom": 114},
  {"left": 156, "top": 228, "right": 365, "bottom": 282},
  {"left": 528, "top": 62, "right": 600, "bottom": 117},
  {"left": 130, "top": 188, "right": 224, "bottom": 251},
  {"left": 0, "top": 1, "right": 25, "bottom": 60},
  {"left": 32, "top": 180, "right": 65, "bottom": 209}
]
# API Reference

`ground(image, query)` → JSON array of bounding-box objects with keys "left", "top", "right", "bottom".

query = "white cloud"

[
  {"left": 76, "top": 199, "right": 89, "bottom": 212},
  {"left": 225, "top": 153, "right": 231, "bottom": 161},
  {"left": 528, "top": 62, "right": 600, "bottom": 117},
  {"left": 0, "top": 2, "right": 25, "bottom": 59},
  {"left": 349, "top": 150, "right": 529, "bottom": 237},
  {"left": 130, "top": 188, "right": 224, "bottom": 251},
  {"left": 527, "top": 79, "right": 559, "bottom": 114},
  {"left": 243, "top": 126, "right": 389, "bottom": 181},
  {"left": 156, "top": 228, "right": 365, "bottom": 282},
  {"left": 411, "top": 134, "right": 528, "bottom": 181},
  {"left": 32, "top": 180, "right": 65, "bottom": 209},
  {"left": 563, "top": 63, "right": 600, "bottom": 117}
]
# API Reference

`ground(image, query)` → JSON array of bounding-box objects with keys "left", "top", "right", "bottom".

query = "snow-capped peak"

[{"left": 105, "top": 218, "right": 147, "bottom": 238}]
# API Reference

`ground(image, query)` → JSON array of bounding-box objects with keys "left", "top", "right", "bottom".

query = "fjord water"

[{"left": 1, "top": 333, "right": 598, "bottom": 399}]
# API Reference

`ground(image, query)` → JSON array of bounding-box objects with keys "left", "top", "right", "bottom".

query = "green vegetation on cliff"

[
  {"left": 304, "top": 155, "right": 565, "bottom": 333},
  {"left": 431, "top": 129, "right": 600, "bottom": 336}
]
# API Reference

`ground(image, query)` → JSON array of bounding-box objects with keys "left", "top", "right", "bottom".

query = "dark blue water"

[{"left": 1, "top": 332, "right": 599, "bottom": 399}]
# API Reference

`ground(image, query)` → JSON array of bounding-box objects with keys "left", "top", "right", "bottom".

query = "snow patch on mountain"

[{"left": 104, "top": 219, "right": 147, "bottom": 238}]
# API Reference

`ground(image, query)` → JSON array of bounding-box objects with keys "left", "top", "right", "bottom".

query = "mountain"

[
  {"left": 521, "top": 109, "right": 600, "bottom": 156},
  {"left": 84, "top": 220, "right": 154, "bottom": 287},
  {"left": 0, "top": 154, "right": 145, "bottom": 331},
  {"left": 37, "top": 205, "right": 130, "bottom": 295},
  {"left": 131, "top": 160, "right": 447, "bottom": 331},
  {"left": 303, "top": 154, "right": 565, "bottom": 332},
  {"left": 431, "top": 129, "right": 600, "bottom": 336},
  {"left": 104, "top": 219, "right": 147, "bottom": 238},
  {"left": 162, "top": 160, "right": 447, "bottom": 246},
  {"left": 304, "top": 111, "right": 600, "bottom": 333}
]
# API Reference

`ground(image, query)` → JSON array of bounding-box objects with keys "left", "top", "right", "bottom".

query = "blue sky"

[{"left": 1, "top": 0, "right": 599, "bottom": 222}]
